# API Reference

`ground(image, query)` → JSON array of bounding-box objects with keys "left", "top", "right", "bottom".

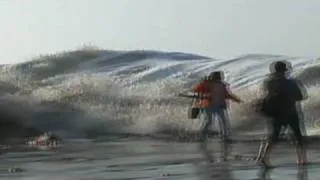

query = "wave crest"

[{"left": 0, "top": 48, "right": 319, "bottom": 140}]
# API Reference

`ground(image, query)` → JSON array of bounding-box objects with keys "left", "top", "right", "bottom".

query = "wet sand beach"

[{"left": 0, "top": 136, "right": 317, "bottom": 180}]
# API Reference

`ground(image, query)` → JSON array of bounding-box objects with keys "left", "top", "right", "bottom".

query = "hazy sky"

[{"left": 1, "top": 0, "right": 320, "bottom": 64}]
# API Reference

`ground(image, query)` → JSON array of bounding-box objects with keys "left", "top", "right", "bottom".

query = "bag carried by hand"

[
  {"left": 188, "top": 106, "right": 200, "bottom": 119},
  {"left": 188, "top": 94, "right": 201, "bottom": 119}
]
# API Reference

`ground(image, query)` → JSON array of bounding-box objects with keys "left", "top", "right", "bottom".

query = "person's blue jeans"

[{"left": 200, "top": 106, "right": 231, "bottom": 140}]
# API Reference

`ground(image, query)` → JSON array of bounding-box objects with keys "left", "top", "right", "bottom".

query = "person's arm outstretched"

[{"left": 224, "top": 83, "right": 242, "bottom": 103}]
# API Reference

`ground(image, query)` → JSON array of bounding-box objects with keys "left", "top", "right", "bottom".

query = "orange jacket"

[
  {"left": 193, "top": 80, "right": 211, "bottom": 108},
  {"left": 193, "top": 81, "right": 241, "bottom": 108}
]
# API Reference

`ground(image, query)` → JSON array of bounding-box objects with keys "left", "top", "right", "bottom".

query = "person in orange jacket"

[{"left": 194, "top": 71, "right": 242, "bottom": 141}]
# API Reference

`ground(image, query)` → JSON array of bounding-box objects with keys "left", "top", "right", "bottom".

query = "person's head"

[
  {"left": 270, "top": 60, "right": 292, "bottom": 75},
  {"left": 208, "top": 71, "right": 224, "bottom": 81}
]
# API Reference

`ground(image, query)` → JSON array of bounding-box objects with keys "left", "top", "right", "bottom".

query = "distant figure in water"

[
  {"left": 25, "top": 132, "right": 62, "bottom": 146},
  {"left": 193, "top": 71, "right": 242, "bottom": 141},
  {"left": 256, "top": 60, "right": 308, "bottom": 167}
]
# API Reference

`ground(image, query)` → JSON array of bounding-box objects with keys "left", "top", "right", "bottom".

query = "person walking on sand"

[
  {"left": 193, "top": 71, "right": 242, "bottom": 141},
  {"left": 256, "top": 61, "right": 308, "bottom": 167}
]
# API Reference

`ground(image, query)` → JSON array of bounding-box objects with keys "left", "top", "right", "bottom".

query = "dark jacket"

[{"left": 261, "top": 73, "right": 306, "bottom": 116}]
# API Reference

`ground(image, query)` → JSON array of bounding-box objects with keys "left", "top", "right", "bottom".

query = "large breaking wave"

[{"left": 0, "top": 47, "right": 319, "bottom": 140}]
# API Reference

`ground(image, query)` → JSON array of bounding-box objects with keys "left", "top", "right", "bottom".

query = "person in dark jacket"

[{"left": 256, "top": 60, "right": 308, "bottom": 167}]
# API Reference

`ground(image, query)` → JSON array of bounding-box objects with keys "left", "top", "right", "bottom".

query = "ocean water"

[{"left": 0, "top": 48, "right": 320, "bottom": 179}]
